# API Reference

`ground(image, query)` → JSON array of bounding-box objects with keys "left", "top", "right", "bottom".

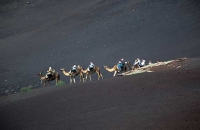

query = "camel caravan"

[{"left": 37, "top": 58, "right": 147, "bottom": 87}]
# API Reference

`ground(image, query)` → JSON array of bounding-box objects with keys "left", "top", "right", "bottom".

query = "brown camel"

[
  {"left": 37, "top": 72, "right": 60, "bottom": 87},
  {"left": 132, "top": 63, "right": 141, "bottom": 69},
  {"left": 126, "top": 61, "right": 140, "bottom": 70},
  {"left": 103, "top": 62, "right": 131, "bottom": 76},
  {"left": 60, "top": 65, "right": 84, "bottom": 83},
  {"left": 81, "top": 66, "right": 103, "bottom": 82}
]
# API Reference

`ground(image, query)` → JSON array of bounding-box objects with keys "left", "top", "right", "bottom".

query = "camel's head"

[
  {"left": 37, "top": 72, "right": 42, "bottom": 76},
  {"left": 77, "top": 65, "right": 84, "bottom": 70},
  {"left": 102, "top": 65, "right": 108, "bottom": 69},
  {"left": 77, "top": 65, "right": 82, "bottom": 69},
  {"left": 60, "top": 68, "right": 65, "bottom": 71}
]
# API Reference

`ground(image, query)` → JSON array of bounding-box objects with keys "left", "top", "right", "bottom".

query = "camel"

[
  {"left": 103, "top": 61, "right": 132, "bottom": 76},
  {"left": 127, "top": 61, "right": 141, "bottom": 70},
  {"left": 81, "top": 66, "right": 103, "bottom": 82},
  {"left": 125, "top": 61, "right": 134, "bottom": 70},
  {"left": 132, "top": 63, "right": 141, "bottom": 69},
  {"left": 37, "top": 72, "right": 60, "bottom": 87},
  {"left": 60, "top": 65, "right": 84, "bottom": 83}
]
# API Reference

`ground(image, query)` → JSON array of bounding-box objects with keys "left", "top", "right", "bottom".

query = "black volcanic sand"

[
  {"left": 1, "top": 0, "right": 200, "bottom": 93},
  {"left": 1, "top": 0, "right": 200, "bottom": 129},
  {"left": 1, "top": 58, "right": 200, "bottom": 130}
]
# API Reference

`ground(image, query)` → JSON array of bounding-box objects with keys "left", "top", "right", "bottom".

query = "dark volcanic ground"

[
  {"left": 0, "top": 58, "right": 200, "bottom": 130},
  {"left": 1, "top": 0, "right": 200, "bottom": 129},
  {"left": 1, "top": 0, "right": 200, "bottom": 91}
]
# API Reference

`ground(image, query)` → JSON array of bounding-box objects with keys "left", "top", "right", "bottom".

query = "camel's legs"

[
  {"left": 99, "top": 74, "right": 103, "bottom": 80},
  {"left": 85, "top": 75, "right": 88, "bottom": 82},
  {"left": 96, "top": 71, "right": 99, "bottom": 80},
  {"left": 113, "top": 71, "right": 117, "bottom": 76},
  {"left": 82, "top": 74, "right": 85, "bottom": 82},
  {"left": 89, "top": 75, "right": 91, "bottom": 81},
  {"left": 56, "top": 78, "right": 58, "bottom": 85},
  {"left": 80, "top": 75, "right": 84, "bottom": 82},
  {"left": 97, "top": 72, "right": 100, "bottom": 80},
  {"left": 70, "top": 77, "right": 72, "bottom": 83},
  {"left": 73, "top": 78, "right": 76, "bottom": 83},
  {"left": 84, "top": 74, "right": 86, "bottom": 82},
  {"left": 101, "top": 74, "right": 103, "bottom": 79},
  {"left": 43, "top": 81, "right": 46, "bottom": 87},
  {"left": 97, "top": 71, "right": 103, "bottom": 80},
  {"left": 80, "top": 75, "right": 82, "bottom": 82}
]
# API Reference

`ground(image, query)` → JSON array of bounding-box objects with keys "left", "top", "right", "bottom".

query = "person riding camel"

[
  {"left": 69, "top": 65, "right": 77, "bottom": 74},
  {"left": 117, "top": 61, "right": 123, "bottom": 72},
  {"left": 134, "top": 58, "right": 141, "bottom": 66},
  {"left": 46, "top": 67, "right": 53, "bottom": 79},
  {"left": 140, "top": 59, "right": 146, "bottom": 67},
  {"left": 120, "top": 58, "right": 125, "bottom": 70},
  {"left": 88, "top": 62, "right": 95, "bottom": 71}
]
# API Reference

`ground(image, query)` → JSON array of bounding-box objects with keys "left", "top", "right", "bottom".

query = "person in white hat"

[
  {"left": 140, "top": 59, "right": 146, "bottom": 67},
  {"left": 45, "top": 67, "right": 53, "bottom": 79},
  {"left": 135, "top": 58, "right": 141, "bottom": 66},
  {"left": 69, "top": 64, "right": 77, "bottom": 74},
  {"left": 88, "top": 62, "right": 95, "bottom": 71},
  {"left": 121, "top": 58, "right": 125, "bottom": 67}
]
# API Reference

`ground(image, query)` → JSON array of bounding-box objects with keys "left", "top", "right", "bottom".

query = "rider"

[
  {"left": 134, "top": 58, "right": 141, "bottom": 66},
  {"left": 88, "top": 62, "right": 95, "bottom": 71},
  {"left": 69, "top": 64, "right": 77, "bottom": 74},
  {"left": 121, "top": 58, "right": 125, "bottom": 70},
  {"left": 46, "top": 67, "right": 53, "bottom": 79},
  {"left": 140, "top": 59, "right": 146, "bottom": 67},
  {"left": 117, "top": 61, "right": 122, "bottom": 71}
]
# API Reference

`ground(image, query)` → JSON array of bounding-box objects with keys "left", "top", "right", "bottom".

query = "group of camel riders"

[
  {"left": 133, "top": 58, "right": 146, "bottom": 67},
  {"left": 69, "top": 62, "right": 95, "bottom": 73},
  {"left": 45, "top": 62, "right": 95, "bottom": 79},
  {"left": 117, "top": 58, "right": 146, "bottom": 71},
  {"left": 45, "top": 58, "right": 146, "bottom": 79}
]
